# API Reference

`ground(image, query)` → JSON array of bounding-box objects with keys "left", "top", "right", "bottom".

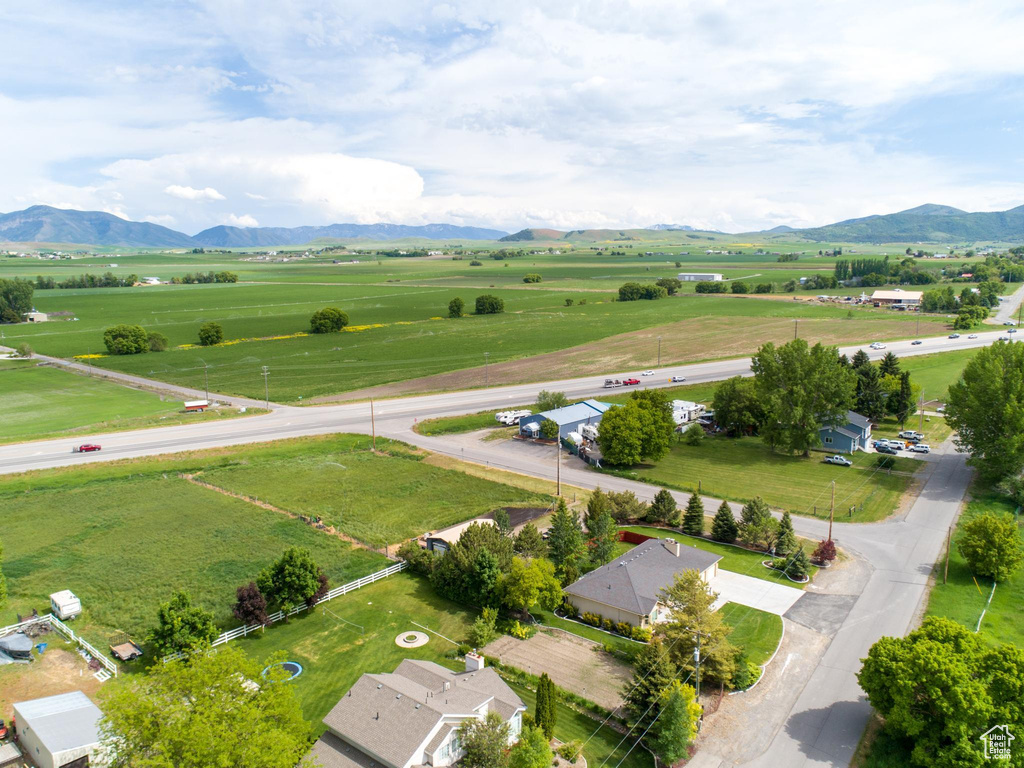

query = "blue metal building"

[{"left": 519, "top": 399, "right": 612, "bottom": 441}]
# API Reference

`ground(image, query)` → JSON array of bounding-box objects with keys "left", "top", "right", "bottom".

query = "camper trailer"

[{"left": 49, "top": 590, "right": 82, "bottom": 621}]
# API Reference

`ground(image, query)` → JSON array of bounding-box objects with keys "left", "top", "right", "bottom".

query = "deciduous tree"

[
  {"left": 658, "top": 570, "right": 736, "bottom": 686},
  {"left": 711, "top": 376, "right": 762, "bottom": 436},
  {"left": 309, "top": 306, "right": 349, "bottom": 333},
  {"left": 0, "top": 537, "right": 7, "bottom": 611},
  {"left": 499, "top": 557, "right": 562, "bottom": 614},
  {"left": 458, "top": 711, "right": 510, "bottom": 768},
  {"left": 475, "top": 295, "right": 505, "bottom": 314},
  {"left": 197, "top": 321, "right": 223, "bottom": 346},
  {"left": 448, "top": 297, "right": 464, "bottom": 318},
  {"left": 232, "top": 582, "right": 268, "bottom": 627},
  {"left": 957, "top": 512, "right": 1024, "bottom": 582},
  {"left": 509, "top": 724, "right": 553, "bottom": 768},
  {"left": 149, "top": 591, "right": 218, "bottom": 657},
  {"left": 648, "top": 681, "right": 701, "bottom": 764},
  {"left": 535, "top": 390, "right": 569, "bottom": 411},
  {"left": 103, "top": 324, "right": 149, "bottom": 355},
  {"left": 257, "top": 548, "right": 325, "bottom": 612},
  {"left": 101, "top": 646, "right": 311, "bottom": 768}
]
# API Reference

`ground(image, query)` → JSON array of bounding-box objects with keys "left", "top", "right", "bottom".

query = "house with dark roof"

[
  {"left": 564, "top": 537, "right": 722, "bottom": 627},
  {"left": 819, "top": 410, "right": 872, "bottom": 454},
  {"left": 307, "top": 654, "right": 525, "bottom": 768}
]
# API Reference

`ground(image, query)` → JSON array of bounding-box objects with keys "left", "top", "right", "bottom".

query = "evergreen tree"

[
  {"left": 739, "top": 497, "right": 777, "bottom": 550},
  {"left": 623, "top": 638, "right": 677, "bottom": 732},
  {"left": 783, "top": 547, "right": 811, "bottom": 581},
  {"left": 850, "top": 348, "right": 871, "bottom": 370},
  {"left": 514, "top": 522, "right": 546, "bottom": 559},
  {"left": 774, "top": 510, "right": 798, "bottom": 557},
  {"left": 648, "top": 681, "right": 701, "bottom": 765},
  {"left": 710, "top": 501, "right": 739, "bottom": 543},
  {"left": 854, "top": 363, "right": 887, "bottom": 422},
  {"left": 586, "top": 492, "right": 618, "bottom": 567},
  {"left": 890, "top": 371, "right": 914, "bottom": 425},
  {"left": 547, "top": 499, "right": 586, "bottom": 585},
  {"left": 535, "top": 673, "right": 557, "bottom": 740},
  {"left": 878, "top": 351, "right": 901, "bottom": 377},
  {"left": 682, "top": 493, "right": 705, "bottom": 535},
  {"left": 647, "top": 488, "right": 678, "bottom": 525},
  {"left": 493, "top": 508, "right": 513, "bottom": 538}
]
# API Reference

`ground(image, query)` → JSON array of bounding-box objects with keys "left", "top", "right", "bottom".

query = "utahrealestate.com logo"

[{"left": 981, "top": 725, "right": 1014, "bottom": 761}]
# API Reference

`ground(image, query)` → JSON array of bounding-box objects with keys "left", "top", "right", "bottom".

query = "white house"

[
  {"left": 13, "top": 691, "right": 105, "bottom": 768},
  {"left": 678, "top": 273, "right": 723, "bottom": 282},
  {"left": 307, "top": 656, "right": 525, "bottom": 768}
]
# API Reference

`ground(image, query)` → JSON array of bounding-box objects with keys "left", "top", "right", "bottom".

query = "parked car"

[
  {"left": 898, "top": 430, "right": 925, "bottom": 441},
  {"left": 671, "top": 375, "right": 686, "bottom": 382},
  {"left": 937, "top": 405, "right": 946, "bottom": 413},
  {"left": 824, "top": 454, "right": 853, "bottom": 466},
  {"left": 968, "top": 334, "right": 978, "bottom": 339},
  {"left": 73, "top": 444, "right": 102, "bottom": 453},
  {"left": 948, "top": 333, "right": 960, "bottom": 339},
  {"left": 641, "top": 370, "right": 655, "bottom": 376},
  {"left": 911, "top": 340, "right": 923, "bottom": 345},
  {"left": 910, "top": 444, "right": 931, "bottom": 453},
  {"left": 876, "top": 444, "right": 899, "bottom": 455}
]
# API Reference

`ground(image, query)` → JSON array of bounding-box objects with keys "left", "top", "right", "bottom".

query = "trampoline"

[{"left": 262, "top": 660, "right": 303, "bottom": 681}]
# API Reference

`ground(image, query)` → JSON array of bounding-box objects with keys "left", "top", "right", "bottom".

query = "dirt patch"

[
  {"left": 310, "top": 314, "right": 949, "bottom": 403},
  {"left": 482, "top": 630, "right": 632, "bottom": 711},
  {"left": 0, "top": 643, "right": 103, "bottom": 720}
]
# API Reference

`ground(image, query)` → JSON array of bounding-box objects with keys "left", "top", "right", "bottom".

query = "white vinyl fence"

[
  {"left": 0, "top": 614, "right": 118, "bottom": 677},
  {"left": 162, "top": 561, "right": 407, "bottom": 663}
]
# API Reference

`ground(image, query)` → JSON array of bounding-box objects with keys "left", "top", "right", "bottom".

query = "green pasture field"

[
  {"left": 924, "top": 490, "right": 1023, "bottom": 647},
  {"left": 620, "top": 526, "right": 818, "bottom": 585},
  {"left": 1, "top": 274, "right": 945, "bottom": 401},
  {"left": 0, "top": 434, "right": 544, "bottom": 645},
  {"left": 198, "top": 437, "right": 548, "bottom": 545},
  {"left": 0, "top": 359, "right": 251, "bottom": 444},
  {"left": 897, "top": 347, "right": 978, "bottom": 402},
  {"left": 612, "top": 437, "right": 918, "bottom": 523}
]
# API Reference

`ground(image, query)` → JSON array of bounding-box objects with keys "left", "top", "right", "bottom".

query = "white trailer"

[{"left": 49, "top": 590, "right": 82, "bottom": 621}]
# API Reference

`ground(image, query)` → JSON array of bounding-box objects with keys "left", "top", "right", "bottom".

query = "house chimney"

[
  {"left": 465, "top": 651, "right": 485, "bottom": 672},
  {"left": 664, "top": 538, "right": 681, "bottom": 557}
]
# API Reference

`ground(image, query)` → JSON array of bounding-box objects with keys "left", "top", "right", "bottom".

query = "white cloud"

[
  {"left": 225, "top": 213, "right": 259, "bottom": 227},
  {"left": 164, "top": 184, "right": 226, "bottom": 201}
]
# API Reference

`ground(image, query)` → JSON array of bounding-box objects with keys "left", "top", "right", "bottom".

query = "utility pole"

[
  {"left": 919, "top": 390, "right": 925, "bottom": 433},
  {"left": 829, "top": 479, "right": 835, "bottom": 542},
  {"left": 657, "top": 335, "right": 662, "bottom": 367},
  {"left": 261, "top": 366, "right": 269, "bottom": 409},
  {"left": 915, "top": 314, "right": 920, "bottom": 336},
  {"left": 694, "top": 635, "right": 702, "bottom": 699},
  {"left": 555, "top": 440, "right": 561, "bottom": 496},
  {"left": 944, "top": 525, "right": 952, "bottom": 584},
  {"left": 484, "top": 352, "right": 489, "bottom": 386},
  {"left": 1018, "top": 301, "right": 1022, "bottom": 329},
  {"left": 370, "top": 399, "right": 377, "bottom": 451},
  {"left": 794, "top": 319, "right": 798, "bottom": 340}
]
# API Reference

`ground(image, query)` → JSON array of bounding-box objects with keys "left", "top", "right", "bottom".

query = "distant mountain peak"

[
  {"left": 895, "top": 203, "right": 967, "bottom": 216},
  {"left": 645, "top": 223, "right": 696, "bottom": 231}
]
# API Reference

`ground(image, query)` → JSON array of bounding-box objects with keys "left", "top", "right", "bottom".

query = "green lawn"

[
  {"left": 200, "top": 438, "right": 548, "bottom": 545},
  {"left": 621, "top": 526, "right": 818, "bottom": 586},
  {"left": 925, "top": 490, "right": 1023, "bottom": 647},
  {"left": 0, "top": 433, "right": 546, "bottom": 646},
  {"left": 613, "top": 436, "right": 917, "bottom": 522},
  {"left": 721, "top": 602, "right": 783, "bottom": 666},
  {"left": 506, "top": 681, "right": 653, "bottom": 768},
  {"left": 0, "top": 359, "right": 250, "bottom": 444},
  {"left": 414, "top": 407, "right": 530, "bottom": 436},
  {"left": 898, "top": 347, "right": 980, "bottom": 403}
]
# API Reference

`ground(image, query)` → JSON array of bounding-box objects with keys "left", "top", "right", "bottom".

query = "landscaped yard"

[
  {"left": 621, "top": 526, "right": 818, "bottom": 585},
  {"left": 0, "top": 359, "right": 250, "bottom": 444},
  {"left": 613, "top": 436, "right": 918, "bottom": 522},
  {"left": 925, "top": 490, "right": 1023, "bottom": 647},
  {"left": 721, "top": 602, "right": 784, "bottom": 666}
]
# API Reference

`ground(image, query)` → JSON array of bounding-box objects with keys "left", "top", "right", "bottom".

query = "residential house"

[
  {"left": 564, "top": 537, "right": 721, "bottom": 627},
  {"left": 307, "top": 655, "right": 525, "bottom": 768},
  {"left": 819, "top": 410, "right": 872, "bottom": 454}
]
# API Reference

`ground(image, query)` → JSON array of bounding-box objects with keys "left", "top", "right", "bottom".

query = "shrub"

[
  {"left": 233, "top": 582, "right": 268, "bottom": 627},
  {"left": 562, "top": 601, "right": 578, "bottom": 618},
  {"left": 631, "top": 626, "right": 652, "bottom": 642},
  {"left": 506, "top": 620, "right": 534, "bottom": 639},
  {"left": 557, "top": 740, "right": 583, "bottom": 761},
  {"left": 103, "top": 324, "right": 149, "bottom": 355},
  {"left": 539, "top": 419, "right": 559, "bottom": 440},
  {"left": 619, "top": 282, "right": 668, "bottom": 301},
  {"left": 197, "top": 321, "right": 223, "bottom": 346},
  {"left": 14, "top": 342, "right": 32, "bottom": 358},
  {"left": 811, "top": 539, "right": 837, "bottom": 563},
  {"left": 731, "top": 281, "right": 748, "bottom": 294},
  {"left": 470, "top": 607, "right": 498, "bottom": 646},
  {"left": 695, "top": 281, "right": 727, "bottom": 293},
  {"left": 681, "top": 422, "right": 704, "bottom": 445},
  {"left": 616, "top": 621, "right": 633, "bottom": 636},
  {"left": 309, "top": 307, "right": 349, "bottom": 333},
  {"left": 875, "top": 455, "right": 895, "bottom": 470},
  {"left": 448, "top": 297, "right": 464, "bottom": 318},
  {"left": 475, "top": 295, "right": 504, "bottom": 314},
  {"left": 602, "top": 618, "right": 614, "bottom": 632},
  {"left": 783, "top": 547, "right": 811, "bottom": 581},
  {"left": 397, "top": 541, "right": 436, "bottom": 576},
  {"left": 146, "top": 331, "right": 168, "bottom": 352},
  {"left": 470, "top": 260, "right": 483, "bottom": 266},
  {"left": 754, "top": 283, "right": 774, "bottom": 293},
  {"left": 578, "top": 298, "right": 587, "bottom": 305},
  {"left": 580, "top": 612, "right": 601, "bottom": 627},
  {"left": 523, "top": 273, "right": 542, "bottom": 283},
  {"left": 564, "top": 298, "right": 574, "bottom": 306}
]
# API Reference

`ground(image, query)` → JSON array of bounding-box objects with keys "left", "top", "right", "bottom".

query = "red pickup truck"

[
  {"left": 73, "top": 444, "right": 102, "bottom": 453},
  {"left": 622, "top": 378, "right": 641, "bottom": 386}
]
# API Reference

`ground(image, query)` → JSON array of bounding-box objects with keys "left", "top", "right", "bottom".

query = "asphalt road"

[{"left": 0, "top": 328, "right": 1010, "bottom": 475}]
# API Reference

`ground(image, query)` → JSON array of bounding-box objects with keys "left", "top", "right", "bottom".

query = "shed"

[
  {"left": 23, "top": 311, "right": 48, "bottom": 323},
  {"left": 13, "top": 691, "right": 104, "bottom": 768},
  {"left": 518, "top": 399, "right": 611, "bottom": 441},
  {"left": 50, "top": 590, "right": 82, "bottom": 620}
]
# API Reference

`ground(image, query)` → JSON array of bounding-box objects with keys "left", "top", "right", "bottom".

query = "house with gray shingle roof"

[
  {"left": 819, "top": 410, "right": 872, "bottom": 454},
  {"left": 564, "top": 537, "right": 722, "bottom": 627},
  {"left": 307, "top": 654, "right": 525, "bottom": 768}
]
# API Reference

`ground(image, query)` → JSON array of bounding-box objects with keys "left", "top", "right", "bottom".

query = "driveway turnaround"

[{"left": 710, "top": 570, "right": 804, "bottom": 616}]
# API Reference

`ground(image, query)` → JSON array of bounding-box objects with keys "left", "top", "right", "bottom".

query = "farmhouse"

[
  {"left": 564, "top": 537, "right": 721, "bottom": 627},
  {"left": 12, "top": 691, "right": 105, "bottom": 768},
  {"left": 678, "top": 272, "right": 723, "bottom": 282},
  {"left": 519, "top": 399, "right": 610, "bottom": 441},
  {"left": 819, "top": 410, "right": 873, "bottom": 454},
  {"left": 23, "top": 311, "right": 48, "bottom": 322},
  {"left": 871, "top": 289, "right": 922, "bottom": 308},
  {"left": 307, "top": 655, "right": 525, "bottom": 768}
]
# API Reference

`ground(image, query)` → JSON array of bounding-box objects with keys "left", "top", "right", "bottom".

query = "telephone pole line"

[
  {"left": 484, "top": 352, "right": 490, "bottom": 386},
  {"left": 370, "top": 399, "right": 377, "bottom": 451},
  {"left": 657, "top": 335, "right": 662, "bottom": 366},
  {"left": 261, "top": 366, "right": 269, "bottom": 409},
  {"left": 829, "top": 479, "right": 835, "bottom": 542}
]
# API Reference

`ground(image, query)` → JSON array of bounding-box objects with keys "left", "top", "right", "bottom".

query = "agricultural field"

[
  {"left": 611, "top": 436, "right": 918, "bottom": 522},
  {"left": 0, "top": 434, "right": 546, "bottom": 646},
  {"left": 0, "top": 359, "right": 251, "bottom": 444},
  {"left": 0, "top": 248, "right": 949, "bottom": 403}
]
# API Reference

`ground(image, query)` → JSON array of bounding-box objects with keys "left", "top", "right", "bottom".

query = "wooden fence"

[{"left": 162, "top": 561, "right": 407, "bottom": 663}]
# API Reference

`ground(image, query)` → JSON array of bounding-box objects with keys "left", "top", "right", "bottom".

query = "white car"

[
  {"left": 869, "top": 342, "right": 886, "bottom": 350},
  {"left": 824, "top": 455, "right": 853, "bottom": 466},
  {"left": 641, "top": 370, "right": 655, "bottom": 376},
  {"left": 968, "top": 334, "right": 978, "bottom": 339},
  {"left": 671, "top": 375, "right": 686, "bottom": 383},
  {"left": 910, "top": 444, "right": 931, "bottom": 453}
]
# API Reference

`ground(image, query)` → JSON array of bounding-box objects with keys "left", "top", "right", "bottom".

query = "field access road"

[
  {"left": 989, "top": 281, "right": 1024, "bottom": 325},
  {"left": 0, "top": 328, "right": 1007, "bottom": 476}
]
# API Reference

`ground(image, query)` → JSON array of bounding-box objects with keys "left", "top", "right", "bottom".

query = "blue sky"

[{"left": 3, "top": 1, "right": 1024, "bottom": 234}]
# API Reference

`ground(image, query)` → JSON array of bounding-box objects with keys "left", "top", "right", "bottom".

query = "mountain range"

[{"left": 2, "top": 202, "right": 1024, "bottom": 248}]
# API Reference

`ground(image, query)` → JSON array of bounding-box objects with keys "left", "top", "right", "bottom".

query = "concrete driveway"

[{"left": 709, "top": 569, "right": 804, "bottom": 616}]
